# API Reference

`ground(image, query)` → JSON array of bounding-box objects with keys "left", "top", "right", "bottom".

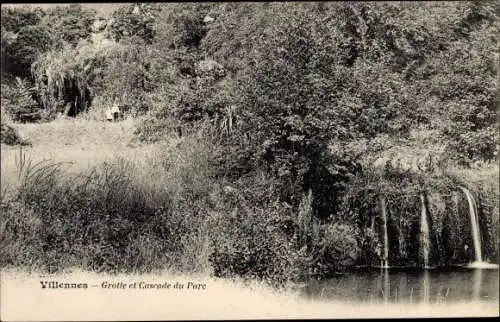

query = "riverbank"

[{"left": 1, "top": 269, "right": 498, "bottom": 320}]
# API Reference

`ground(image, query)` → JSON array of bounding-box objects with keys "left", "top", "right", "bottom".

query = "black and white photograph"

[{"left": 1, "top": 2, "right": 499, "bottom": 320}]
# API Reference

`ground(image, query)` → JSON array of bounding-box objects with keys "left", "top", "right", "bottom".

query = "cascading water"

[
  {"left": 380, "top": 196, "right": 389, "bottom": 268},
  {"left": 420, "top": 194, "right": 430, "bottom": 269},
  {"left": 458, "top": 187, "right": 482, "bottom": 263}
]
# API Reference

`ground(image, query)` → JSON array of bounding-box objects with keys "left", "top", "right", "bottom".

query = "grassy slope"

[
  {"left": 1, "top": 117, "right": 171, "bottom": 189},
  {"left": 1, "top": 117, "right": 216, "bottom": 274}
]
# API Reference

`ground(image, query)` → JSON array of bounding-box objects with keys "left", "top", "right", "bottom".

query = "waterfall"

[
  {"left": 458, "top": 187, "right": 482, "bottom": 263},
  {"left": 380, "top": 196, "right": 389, "bottom": 268},
  {"left": 420, "top": 194, "right": 430, "bottom": 268}
]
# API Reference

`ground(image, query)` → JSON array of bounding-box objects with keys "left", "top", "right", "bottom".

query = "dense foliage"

[
  {"left": 108, "top": 3, "right": 161, "bottom": 43},
  {"left": 1, "top": 2, "right": 498, "bottom": 281},
  {"left": 3, "top": 2, "right": 496, "bottom": 162}
]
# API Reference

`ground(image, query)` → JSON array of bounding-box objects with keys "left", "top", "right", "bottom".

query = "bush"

[
  {"left": 0, "top": 121, "right": 29, "bottom": 146},
  {"left": 1, "top": 6, "right": 46, "bottom": 78},
  {"left": 208, "top": 205, "right": 292, "bottom": 285},
  {"left": 1, "top": 6, "right": 44, "bottom": 33},
  {"left": 1, "top": 77, "right": 41, "bottom": 120},
  {"left": 321, "top": 223, "right": 363, "bottom": 269},
  {"left": 206, "top": 173, "right": 293, "bottom": 285}
]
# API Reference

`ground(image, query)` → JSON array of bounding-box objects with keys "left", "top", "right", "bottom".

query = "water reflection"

[
  {"left": 421, "top": 269, "right": 430, "bottom": 305},
  {"left": 302, "top": 267, "right": 499, "bottom": 305},
  {"left": 472, "top": 268, "right": 482, "bottom": 301},
  {"left": 383, "top": 268, "right": 389, "bottom": 304}
]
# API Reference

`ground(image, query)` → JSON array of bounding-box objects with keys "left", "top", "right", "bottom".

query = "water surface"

[
  {"left": 1, "top": 269, "right": 498, "bottom": 319},
  {"left": 302, "top": 267, "right": 499, "bottom": 305}
]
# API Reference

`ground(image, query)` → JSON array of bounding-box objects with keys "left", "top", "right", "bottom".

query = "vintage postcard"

[{"left": 1, "top": 2, "right": 498, "bottom": 320}]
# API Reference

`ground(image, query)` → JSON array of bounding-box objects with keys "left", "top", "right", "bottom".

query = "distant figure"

[
  {"left": 464, "top": 244, "right": 470, "bottom": 259},
  {"left": 203, "top": 15, "right": 215, "bottom": 23},
  {"left": 106, "top": 101, "right": 121, "bottom": 122}
]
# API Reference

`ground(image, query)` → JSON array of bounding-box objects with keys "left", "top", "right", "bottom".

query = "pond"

[{"left": 302, "top": 266, "right": 499, "bottom": 306}]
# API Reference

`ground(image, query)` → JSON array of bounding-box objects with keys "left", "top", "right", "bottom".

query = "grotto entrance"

[{"left": 62, "top": 77, "right": 92, "bottom": 117}]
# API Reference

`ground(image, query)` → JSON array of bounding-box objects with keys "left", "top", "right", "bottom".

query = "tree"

[
  {"left": 0, "top": 5, "right": 44, "bottom": 32},
  {"left": 3, "top": 24, "right": 53, "bottom": 79},
  {"left": 41, "top": 4, "right": 96, "bottom": 48},
  {"left": 209, "top": 3, "right": 365, "bottom": 219},
  {"left": 1, "top": 6, "right": 51, "bottom": 78}
]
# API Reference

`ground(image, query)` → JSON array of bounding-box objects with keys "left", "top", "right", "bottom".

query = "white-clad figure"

[
  {"left": 106, "top": 100, "right": 121, "bottom": 122},
  {"left": 203, "top": 15, "right": 215, "bottom": 23}
]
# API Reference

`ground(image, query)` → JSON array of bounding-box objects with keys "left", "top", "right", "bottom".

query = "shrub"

[
  {"left": 1, "top": 77, "right": 40, "bottom": 120},
  {"left": 0, "top": 121, "right": 29, "bottom": 146},
  {"left": 208, "top": 206, "right": 291, "bottom": 285},
  {"left": 206, "top": 172, "right": 295, "bottom": 285},
  {"left": 1, "top": 6, "right": 47, "bottom": 78},
  {"left": 320, "top": 223, "right": 363, "bottom": 269},
  {"left": 1, "top": 5, "right": 44, "bottom": 33}
]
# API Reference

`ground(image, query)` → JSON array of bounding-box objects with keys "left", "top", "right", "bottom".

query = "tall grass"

[
  {"left": 0, "top": 129, "right": 217, "bottom": 274},
  {"left": 0, "top": 125, "right": 331, "bottom": 284}
]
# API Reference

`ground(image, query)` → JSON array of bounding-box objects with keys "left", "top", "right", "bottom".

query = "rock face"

[{"left": 372, "top": 153, "right": 444, "bottom": 174}]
